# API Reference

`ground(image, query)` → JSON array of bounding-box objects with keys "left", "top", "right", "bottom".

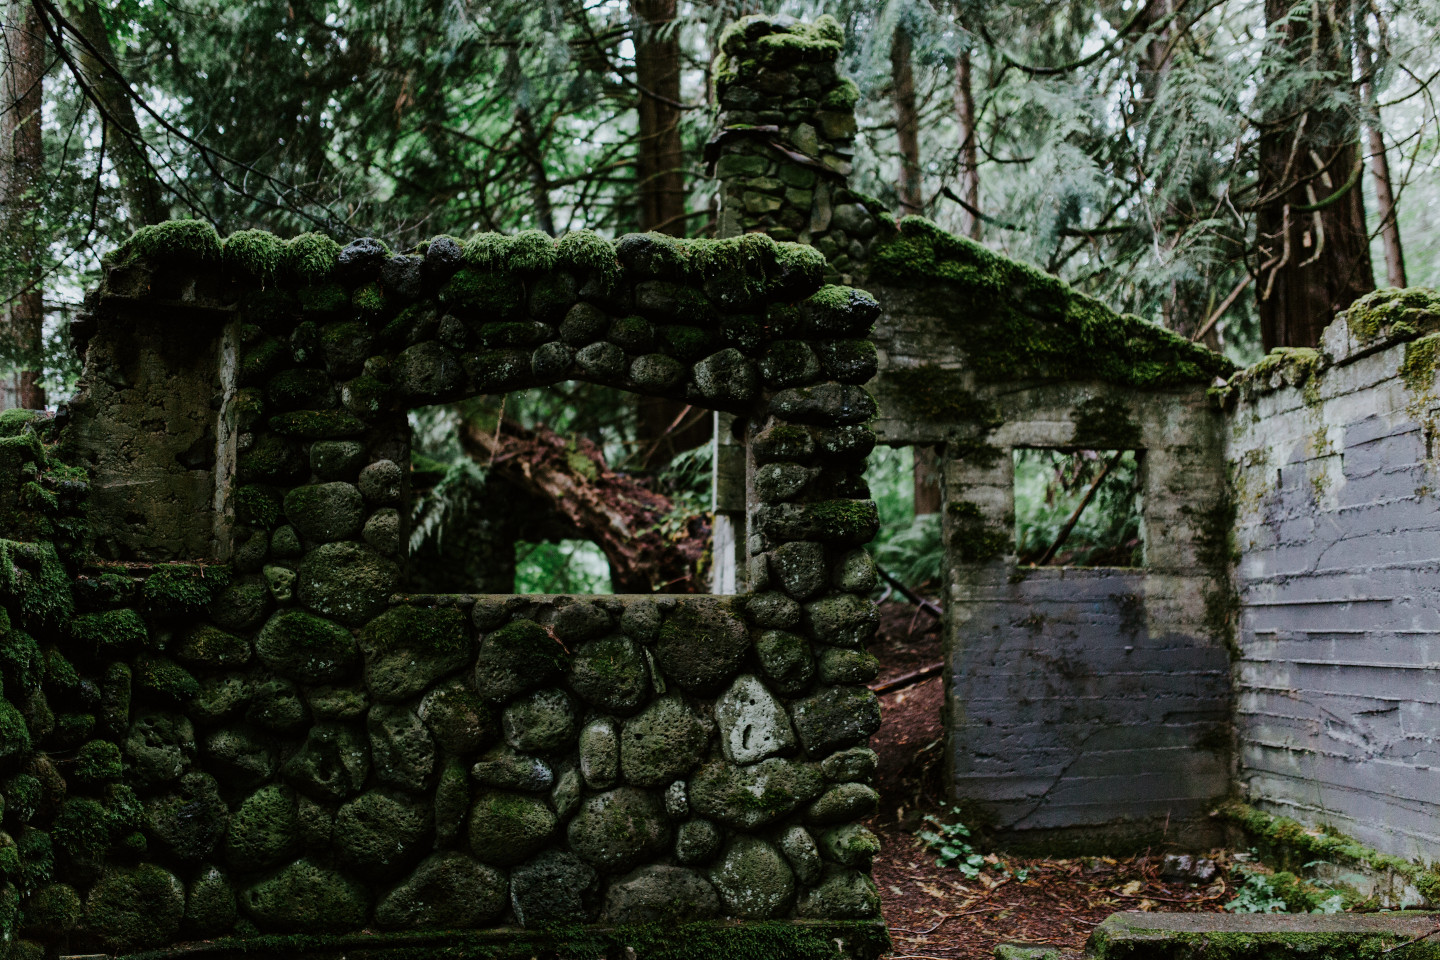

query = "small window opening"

[
  {"left": 1013, "top": 448, "right": 1144, "bottom": 568},
  {"left": 865, "top": 445, "right": 944, "bottom": 590},
  {"left": 516, "top": 540, "right": 614, "bottom": 595}
]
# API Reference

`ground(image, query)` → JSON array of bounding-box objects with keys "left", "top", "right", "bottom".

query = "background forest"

[{"left": 2, "top": 0, "right": 1436, "bottom": 590}]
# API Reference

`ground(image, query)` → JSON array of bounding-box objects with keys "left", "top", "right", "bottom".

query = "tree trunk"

[
  {"left": 630, "top": 0, "right": 708, "bottom": 465},
  {"left": 1360, "top": 37, "right": 1406, "bottom": 288},
  {"left": 2, "top": 0, "right": 45, "bottom": 409},
  {"left": 507, "top": 48, "right": 557, "bottom": 237},
  {"left": 631, "top": 0, "right": 684, "bottom": 236},
  {"left": 70, "top": 0, "right": 164, "bottom": 225},
  {"left": 460, "top": 418, "right": 709, "bottom": 594},
  {"left": 953, "top": 48, "right": 980, "bottom": 240},
  {"left": 1255, "top": 0, "right": 1374, "bottom": 350},
  {"left": 891, "top": 23, "right": 923, "bottom": 217},
  {"left": 913, "top": 445, "right": 941, "bottom": 516}
]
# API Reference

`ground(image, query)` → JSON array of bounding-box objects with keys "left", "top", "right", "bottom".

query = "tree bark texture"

[
  {"left": 1255, "top": 0, "right": 1374, "bottom": 350},
  {"left": 630, "top": 0, "right": 708, "bottom": 464},
  {"left": 71, "top": 0, "right": 164, "bottom": 225},
  {"left": 1360, "top": 38, "right": 1406, "bottom": 288},
  {"left": 891, "top": 23, "right": 923, "bottom": 217},
  {"left": 953, "top": 48, "right": 980, "bottom": 240},
  {"left": 2, "top": 0, "right": 45, "bottom": 408},
  {"left": 460, "top": 419, "right": 710, "bottom": 594}
]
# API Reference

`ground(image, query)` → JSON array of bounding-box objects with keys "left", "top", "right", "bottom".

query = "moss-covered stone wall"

[
  {"left": 713, "top": 16, "right": 1237, "bottom": 854},
  {"left": 0, "top": 223, "right": 889, "bottom": 959}
]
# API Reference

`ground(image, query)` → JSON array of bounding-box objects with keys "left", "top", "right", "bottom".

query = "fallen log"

[{"left": 460, "top": 418, "right": 709, "bottom": 594}]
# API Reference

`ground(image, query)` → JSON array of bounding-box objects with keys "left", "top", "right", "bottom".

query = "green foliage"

[
  {"left": 1012, "top": 449, "right": 1143, "bottom": 567},
  {"left": 515, "top": 540, "right": 613, "bottom": 595},
  {"left": 1225, "top": 864, "right": 1346, "bottom": 915},
  {"left": 918, "top": 806, "right": 1023, "bottom": 881},
  {"left": 223, "top": 229, "right": 287, "bottom": 281}
]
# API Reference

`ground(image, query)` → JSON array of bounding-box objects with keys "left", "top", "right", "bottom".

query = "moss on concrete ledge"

[
  {"left": 1218, "top": 801, "right": 1440, "bottom": 906},
  {"left": 867, "top": 216, "right": 1234, "bottom": 389},
  {"left": 1343, "top": 286, "right": 1440, "bottom": 347},
  {"left": 1211, "top": 348, "right": 1324, "bottom": 408}
]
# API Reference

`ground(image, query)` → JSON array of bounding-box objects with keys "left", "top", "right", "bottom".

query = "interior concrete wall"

[
  {"left": 868, "top": 282, "right": 1234, "bottom": 852},
  {"left": 1227, "top": 326, "right": 1440, "bottom": 863}
]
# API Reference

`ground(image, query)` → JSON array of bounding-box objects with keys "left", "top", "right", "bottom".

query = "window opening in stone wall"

[
  {"left": 406, "top": 385, "right": 714, "bottom": 595},
  {"left": 1013, "top": 448, "right": 1145, "bottom": 567},
  {"left": 516, "top": 539, "right": 614, "bottom": 594}
]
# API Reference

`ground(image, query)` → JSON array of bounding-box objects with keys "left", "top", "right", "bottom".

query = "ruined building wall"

[
  {"left": 1223, "top": 290, "right": 1440, "bottom": 867},
  {"left": 0, "top": 223, "right": 891, "bottom": 959},
  {"left": 713, "top": 17, "right": 1237, "bottom": 851}
]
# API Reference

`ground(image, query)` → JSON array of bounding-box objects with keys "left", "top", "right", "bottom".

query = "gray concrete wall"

[
  {"left": 1227, "top": 324, "right": 1440, "bottom": 863},
  {"left": 867, "top": 281, "right": 1234, "bottom": 851}
]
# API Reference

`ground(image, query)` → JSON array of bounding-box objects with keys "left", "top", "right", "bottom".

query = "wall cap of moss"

[{"left": 863, "top": 216, "right": 1234, "bottom": 389}]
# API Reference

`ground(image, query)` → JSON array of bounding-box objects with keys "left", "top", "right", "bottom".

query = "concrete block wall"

[{"left": 1226, "top": 321, "right": 1440, "bottom": 863}]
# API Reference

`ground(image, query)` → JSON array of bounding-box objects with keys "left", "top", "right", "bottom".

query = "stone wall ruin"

[{"left": 0, "top": 223, "right": 893, "bottom": 959}]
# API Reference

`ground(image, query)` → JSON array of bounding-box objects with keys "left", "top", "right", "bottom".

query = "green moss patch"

[
  {"left": 142, "top": 564, "right": 231, "bottom": 616},
  {"left": 70, "top": 608, "right": 148, "bottom": 652},
  {"left": 224, "top": 230, "right": 287, "bottom": 281},
  {"left": 1343, "top": 286, "right": 1440, "bottom": 346},
  {"left": 115, "top": 220, "right": 222, "bottom": 267}
]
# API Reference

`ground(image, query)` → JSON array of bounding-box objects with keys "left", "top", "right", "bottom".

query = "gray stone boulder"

[
  {"left": 239, "top": 858, "right": 368, "bottom": 932},
  {"left": 675, "top": 819, "right": 721, "bottom": 865},
  {"left": 185, "top": 864, "right": 237, "bottom": 934},
  {"left": 578, "top": 717, "right": 619, "bottom": 789},
  {"left": 567, "top": 634, "right": 649, "bottom": 714},
  {"left": 821, "top": 746, "right": 878, "bottom": 784},
  {"left": 367, "top": 703, "right": 436, "bottom": 786},
  {"left": 470, "top": 746, "right": 553, "bottom": 792},
  {"left": 254, "top": 609, "right": 358, "bottom": 684},
  {"left": 807, "top": 782, "right": 881, "bottom": 823},
  {"left": 358, "top": 605, "right": 472, "bottom": 703},
  {"left": 509, "top": 850, "right": 597, "bottom": 926},
  {"left": 707, "top": 836, "right": 795, "bottom": 919},
  {"left": 296, "top": 541, "right": 399, "bottom": 626},
  {"left": 334, "top": 789, "right": 432, "bottom": 877},
  {"left": 566, "top": 787, "right": 670, "bottom": 872},
  {"left": 689, "top": 757, "right": 824, "bottom": 829},
  {"left": 602, "top": 865, "right": 720, "bottom": 924},
  {"left": 715, "top": 674, "right": 796, "bottom": 765},
  {"left": 778, "top": 825, "right": 824, "bottom": 885},
  {"left": 224, "top": 784, "right": 299, "bottom": 870},
  {"left": 802, "top": 593, "right": 879, "bottom": 647},
  {"left": 653, "top": 601, "right": 749, "bottom": 693},
  {"left": 790, "top": 685, "right": 882, "bottom": 757},
  {"left": 502, "top": 687, "right": 578, "bottom": 754},
  {"left": 796, "top": 866, "right": 882, "bottom": 919},
  {"left": 283, "top": 482, "right": 365, "bottom": 543},
  {"left": 417, "top": 678, "right": 496, "bottom": 754},
  {"left": 817, "top": 824, "right": 881, "bottom": 869},
  {"left": 753, "top": 629, "right": 814, "bottom": 695},
  {"left": 145, "top": 772, "right": 228, "bottom": 862},
  {"left": 466, "top": 790, "right": 556, "bottom": 867},
  {"left": 83, "top": 863, "right": 185, "bottom": 950},
  {"left": 474, "top": 619, "right": 568, "bottom": 701},
  {"left": 374, "top": 852, "right": 508, "bottom": 929},
  {"left": 619, "top": 696, "right": 708, "bottom": 787}
]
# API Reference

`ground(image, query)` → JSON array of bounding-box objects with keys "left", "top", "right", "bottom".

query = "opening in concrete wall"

[
  {"left": 1012, "top": 447, "right": 1145, "bottom": 567},
  {"left": 865, "top": 444, "right": 944, "bottom": 590}
]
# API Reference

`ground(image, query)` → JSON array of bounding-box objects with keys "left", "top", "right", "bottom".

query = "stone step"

[{"left": 1086, "top": 910, "right": 1440, "bottom": 959}]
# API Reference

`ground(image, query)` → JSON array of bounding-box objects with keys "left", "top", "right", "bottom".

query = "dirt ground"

[{"left": 866, "top": 600, "right": 1232, "bottom": 960}]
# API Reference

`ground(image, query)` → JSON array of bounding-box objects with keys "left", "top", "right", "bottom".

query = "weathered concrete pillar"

[{"left": 63, "top": 249, "right": 240, "bottom": 560}]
